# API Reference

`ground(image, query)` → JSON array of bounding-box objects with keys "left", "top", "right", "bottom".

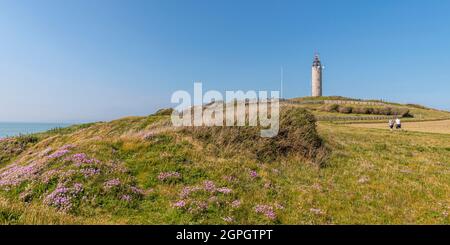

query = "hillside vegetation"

[
  {"left": 285, "top": 96, "right": 450, "bottom": 122},
  {"left": 0, "top": 100, "right": 449, "bottom": 224}
]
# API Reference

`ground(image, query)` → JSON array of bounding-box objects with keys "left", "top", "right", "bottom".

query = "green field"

[{"left": 0, "top": 100, "right": 449, "bottom": 224}]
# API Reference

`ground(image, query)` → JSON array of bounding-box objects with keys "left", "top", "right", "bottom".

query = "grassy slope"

[
  {"left": 285, "top": 96, "right": 450, "bottom": 122},
  {"left": 0, "top": 105, "right": 449, "bottom": 224}
]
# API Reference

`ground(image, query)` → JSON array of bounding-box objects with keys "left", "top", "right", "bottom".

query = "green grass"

[
  {"left": 0, "top": 101, "right": 449, "bottom": 224},
  {"left": 284, "top": 96, "right": 450, "bottom": 122}
]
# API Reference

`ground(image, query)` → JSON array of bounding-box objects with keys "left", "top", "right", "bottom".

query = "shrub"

[
  {"left": 352, "top": 107, "right": 370, "bottom": 114},
  {"left": 371, "top": 108, "right": 380, "bottom": 115},
  {"left": 391, "top": 108, "right": 410, "bottom": 117},
  {"left": 321, "top": 104, "right": 339, "bottom": 112},
  {"left": 378, "top": 107, "right": 392, "bottom": 115},
  {"left": 186, "top": 107, "right": 329, "bottom": 167},
  {"left": 338, "top": 106, "right": 352, "bottom": 114}
]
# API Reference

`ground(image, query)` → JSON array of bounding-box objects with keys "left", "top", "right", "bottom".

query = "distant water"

[{"left": 0, "top": 122, "right": 70, "bottom": 138}]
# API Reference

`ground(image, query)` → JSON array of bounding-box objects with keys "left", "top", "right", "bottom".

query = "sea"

[{"left": 0, "top": 122, "right": 70, "bottom": 138}]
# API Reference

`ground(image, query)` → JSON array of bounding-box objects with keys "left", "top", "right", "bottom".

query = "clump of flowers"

[
  {"left": 275, "top": 203, "right": 285, "bottom": 210},
  {"left": 216, "top": 187, "right": 232, "bottom": 194},
  {"left": 66, "top": 153, "right": 100, "bottom": 166},
  {"left": 249, "top": 170, "right": 258, "bottom": 179},
  {"left": 188, "top": 200, "right": 208, "bottom": 213},
  {"left": 158, "top": 171, "right": 181, "bottom": 181},
  {"left": 47, "top": 149, "right": 70, "bottom": 159},
  {"left": 231, "top": 200, "right": 241, "bottom": 208},
  {"left": 47, "top": 144, "right": 74, "bottom": 159},
  {"left": 179, "top": 186, "right": 202, "bottom": 198},
  {"left": 173, "top": 200, "right": 186, "bottom": 208},
  {"left": 255, "top": 204, "right": 277, "bottom": 220},
  {"left": 73, "top": 183, "right": 83, "bottom": 194},
  {"left": 203, "top": 180, "right": 216, "bottom": 192},
  {"left": 43, "top": 183, "right": 83, "bottom": 212},
  {"left": 104, "top": 178, "right": 121, "bottom": 190},
  {"left": 222, "top": 216, "right": 234, "bottom": 223},
  {"left": 121, "top": 194, "right": 132, "bottom": 202},
  {"left": 41, "top": 169, "right": 61, "bottom": 184},
  {"left": 79, "top": 167, "right": 100, "bottom": 178},
  {"left": 0, "top": 161, "right": 43, "bottom": 188},
  {"left": 130, "top": 186, "right": 147, "bottom": 195}
]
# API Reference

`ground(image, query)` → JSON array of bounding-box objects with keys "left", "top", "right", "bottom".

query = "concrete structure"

[{"left": 311, "top": 54, "right": 323, "bottom": 97}]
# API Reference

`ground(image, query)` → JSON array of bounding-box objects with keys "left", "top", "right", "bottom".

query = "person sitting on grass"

[
  {"left": 388, "top": 119, "right": 394, "bottom": 130},
  {"left": 395, "top": 118, "right": 401, "bottom": 129}
]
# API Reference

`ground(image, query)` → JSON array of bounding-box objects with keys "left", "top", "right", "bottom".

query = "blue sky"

[{"left": 0, "top": 0, "right": 449, "bottom": 123}]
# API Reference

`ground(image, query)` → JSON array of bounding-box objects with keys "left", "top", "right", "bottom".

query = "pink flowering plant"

[{"left": 0, "top": 143, "right": 146, "bottom": 214}]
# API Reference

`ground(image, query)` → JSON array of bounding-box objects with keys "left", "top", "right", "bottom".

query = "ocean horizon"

[{"left": 0, "top": 122, "right": 70, "bottom": 138}]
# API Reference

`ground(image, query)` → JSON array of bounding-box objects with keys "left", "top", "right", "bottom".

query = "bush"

[
  {"left": 186, "top": 107, "right": 329, "bottom": 167},
  {"left": 391, "top": 108, "right": 410, "bottom": 117},
  {"left": 338, "top": 106, "right": 352, "bottom": 114},
  {"left": 378, "top": 107, "right": 392, "bottom": 115},
  {"left": 371, "top": 108, "right": 380, "bottom": 115},
  {"left": 352, "top": 107, "right": 370, "bottom": 114},
  {"left": 321, "top": 104, "right": 339, "bottom": 112}
]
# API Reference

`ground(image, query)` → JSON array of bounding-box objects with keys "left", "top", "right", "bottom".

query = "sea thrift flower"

[
  {"left": 0, "top": 161, "right": 44, "bottom": 187},
  {"left": 188, "top": 201, "right": 208, "bottom": 213},
  {"left": 255, "top": 205, "right": 277, "bottom": 220},
  {"left": 203, "top": 180, "right": 216, "bottom": 192},
  {"left": 249, "top": 170, "right": 258, "bottom": 179},
  {"left": 216, "top": 187, "right": 232, "bottom": 194},
  {"left": 222, "top": 216, "right": 234, "bottom": 223},
  {"left": 80, "top": 168, "right": 100, "bottom": 178},
  {"left": 130, "top": 186, "right": 146, "bottom": 195},
  {"left": 43, "top": 185, "right": 73, "bottom": 212},
  {"left": 157, "top": 171, "right": 181, "bottom": 181},
  {"left": 47, "top": 149, "right": 70, "bottom": 159},
  {"left": 67, "top": 153, "right": 100, "bottom": 166},
  {"left": 104, "top": 178, "right": 121, "bottom": 189},
  {"left": 179, "top": 186, "right": 201, "bottom": 198},
  {"left": 41, "top": 169, "right": 61, "bottom": 184},
  {"left": 275, "top": 203, "right": 285, "bottom": 210},
  {"left": 231, "top": 200, "right": 241, "bottom": 208},
  {"left": 121, "top": 194, "right": 132, "bottom": 202},
  {"left": 173, "top": 200, "right": 186, "bottom": 208},
  {"left": 73, "top": 183, "right": 83, "bottom": 194}
]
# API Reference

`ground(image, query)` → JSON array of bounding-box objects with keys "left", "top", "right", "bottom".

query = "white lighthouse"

[{"left": 311, "top": 54, "right": 323, "bottom": 97}]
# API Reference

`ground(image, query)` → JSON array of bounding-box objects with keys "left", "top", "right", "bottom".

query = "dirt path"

[{"left": 346, "top": 119, "right": 450, "bottom": 134}]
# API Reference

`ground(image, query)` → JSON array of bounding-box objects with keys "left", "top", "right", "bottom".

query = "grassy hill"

[
  {"left": 284, "top": 96, "right": 450, "bottom": 122},
  {"left": 0, "top": 99, "right": 449, "bottom": 224}
]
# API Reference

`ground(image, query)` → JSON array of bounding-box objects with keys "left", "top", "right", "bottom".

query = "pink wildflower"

[
  {"left": 255, "top": 204, "right": 277, "bottom": 220},
  {"left": 173, "top": 200, "right": 186, "bottom": 208},
  {"left": 158, "top": 171, "right": 181, "bottom": 181},
  {"left": 104, "top": 178, "right": 121, "bottom": 189}
]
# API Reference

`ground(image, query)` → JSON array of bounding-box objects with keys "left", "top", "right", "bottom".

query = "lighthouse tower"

[{"left": 311, "top": 54, "right": 323, "bottom": 97}]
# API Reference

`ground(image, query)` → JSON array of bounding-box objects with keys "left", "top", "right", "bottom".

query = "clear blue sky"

[{"left": 1, "top": 0, "right": 449, "bottom": 123}]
